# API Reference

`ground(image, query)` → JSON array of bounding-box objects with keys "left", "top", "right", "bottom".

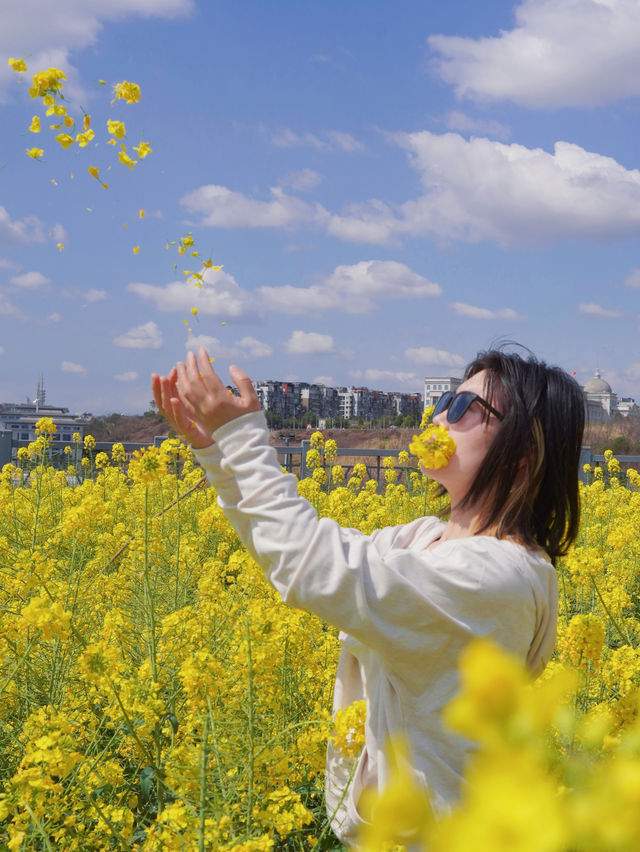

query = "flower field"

[{"left": 1, "top": 422, "right": 640, "bottom": 851}]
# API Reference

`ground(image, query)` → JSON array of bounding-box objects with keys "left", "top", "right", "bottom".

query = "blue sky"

[{"left": 2, "top": 0, "right": 640, "bottom": 414}]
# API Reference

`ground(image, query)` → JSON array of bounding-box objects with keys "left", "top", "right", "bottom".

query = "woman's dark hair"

[{"left": 458, "top": 349, "right": 585, "bottom": 564}]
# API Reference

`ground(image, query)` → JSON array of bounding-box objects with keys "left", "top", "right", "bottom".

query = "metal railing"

[{"left": 2, "top": 432, "right": 638, "bottom": 485}]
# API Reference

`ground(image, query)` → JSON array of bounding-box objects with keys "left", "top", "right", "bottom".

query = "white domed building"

[{"left": 583, "top": 370, "right": 639, "bottom": 422}]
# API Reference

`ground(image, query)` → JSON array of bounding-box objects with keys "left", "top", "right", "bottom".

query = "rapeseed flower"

[
  {"left": 26, "top": 147, "right": 44, "bottom": 159},
  {"left": 409, "top": 424, "right": 456, "bottom": 469},
  {"left": 113, "top": 80, "right": 141, "bottom": 103},
  {"left": 107, "top": 119, "right": 126, "bottom": 139},
  {"left": 8, "top": 58, "right": 27, "bottom": 72},
  {"left": 28, "top": 116, "right": 40, "bottom": 133},
  {"left": 133, "top": 140, "right": 152, "bottom": 158},
  {"left": 118, "top": 146, "right": 137, "bottom": 170}
]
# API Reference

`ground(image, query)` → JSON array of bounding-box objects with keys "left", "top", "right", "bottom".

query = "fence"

[{"left": 1, "top": 432, "right": 637, "bottom": 484}]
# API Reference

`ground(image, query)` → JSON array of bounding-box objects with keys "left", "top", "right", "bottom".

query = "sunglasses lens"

[
  {"left": 433, "top": 392, "right": 452, "bottom": 418},
  {"left": 447, "top": 393, "right": 473, "bottom": 423}
]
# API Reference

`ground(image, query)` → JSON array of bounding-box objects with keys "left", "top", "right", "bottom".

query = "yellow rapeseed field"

[{"left": 1, "top": 422, "right": 640, "bottom": 850}]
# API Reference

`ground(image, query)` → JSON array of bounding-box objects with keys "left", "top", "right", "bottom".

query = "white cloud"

[
  {"left": 285, "top": 331, "right": 335, "bottom": 355},
  {"left": 451, "top": 301, "right": 522, "bottom": 320},
  {"left": 272, "top": 129, "right": 328, "bottom": 150},
  {"left": 626, "top": 363, "right": 640, "bottom": 381},
  {"left": 271, "top": 128, "right": 363, "bottom": 151},
  {"left": 114, "top": 321, "right": 162, "bottom": 349},
  {"left": 279, "top": 169, "right": 323, "bottom": 192},
  {"left": 389, "top": 132, "right": 640, "bottom": 247},
  {"left": 0, "top": 296, "right": 24, "bottom": 318},
  {"left": 326, "top": 131, "right": 364, "bottom": 152},
  {"left": 61, "top": 361, "right": 86, "bottom": 374},
  {"left": 236, "top": 336, "right": 273, "bottom": 358},
  {"left": 46, "top": 312, "right": 62, "bottom": 323},
  {"left": 185, "top": 334, "right": 272, "bottom": 360},
  {"left": 84, "top": 288, "right": 107, "bottom": 303},
  {"left": 115, "top": 371, "right": 139, "bottom": 382},
  {"left": 623, "top": 269, "right": 640, "bottom": 289},
  {"left": 444, "top": 111, "right": 510, "bottom": 141},
  {"left": 180, "top": 185, "right": 325, "bottom": 230},
  {"left": 404, "top": 346, "right": 466, "bottom": 368},
  {"left": 313, "top": 375, "right": 334, "bottom": 385},
  {"left": 130, "top": 267, "right": 257, "bottom": 319},
  {"left": 1, "top": 0, "right": 193, "bottom": 100},
  {"left": 349, "top": 369, "right": 418, "bottom": 385},
  {"left": 259, "top": 260, "right": 441, "bottom": 315},
  {"left": 0, "top": 258, "right": 13, "bottom": 269},
  {"left": 579, "top": 302, "right": 622, "bottom": 318},
  {"left": 181, "top": 132, "right": 640, "bottom": 248},
  {"left": 9, "top": 270, "right": 50, "bottom": 289},
  {"left": 0, "top": 206, "right": 48, "bottom": 245},
  {"left": 0, "top": 346, "right": 4, "bottom": 355},
  {"left": 429, "top": 0, "right": 640, "bottom": 108}
]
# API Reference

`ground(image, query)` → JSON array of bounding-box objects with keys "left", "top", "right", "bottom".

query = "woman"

[{"left": 151, "top": 347, "right": 584, "bottom": 847}]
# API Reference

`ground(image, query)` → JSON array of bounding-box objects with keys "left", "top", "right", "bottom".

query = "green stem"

[{"left": 244, "top": 618, "right": 255, "bottom": 839}]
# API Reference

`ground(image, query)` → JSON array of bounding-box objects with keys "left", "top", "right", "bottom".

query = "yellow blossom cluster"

[
  {"left": 409, "top": 423, "right": 456, "bottom": 469},
  {"left": 9, "top": 58, "right": 150, "bottom": 183},
  {"left": 2, "top": 435, "right": 640, "bottom": 848}
]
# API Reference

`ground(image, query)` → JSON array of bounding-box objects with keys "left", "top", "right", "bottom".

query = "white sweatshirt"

[{"left": 194, "top": 411, "right": 558, "bottom": 847}]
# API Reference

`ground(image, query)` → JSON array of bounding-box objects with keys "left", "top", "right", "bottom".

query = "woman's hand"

[{"left": 151, "top": 348, "right": 260, "bottom": 449}]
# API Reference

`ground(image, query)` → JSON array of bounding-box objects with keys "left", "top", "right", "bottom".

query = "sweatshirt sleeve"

[{"left": 193, "top": 411, "right": 539, "bottom": 677}]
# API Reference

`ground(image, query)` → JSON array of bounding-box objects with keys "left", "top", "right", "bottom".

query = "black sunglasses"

[{"left": 432, "top": 390, "right": 504, "bottom": 424}]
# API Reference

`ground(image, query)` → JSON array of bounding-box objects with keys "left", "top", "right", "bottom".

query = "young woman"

[{"left": 151, "top": 347, "right": 584, "bottom": 847}]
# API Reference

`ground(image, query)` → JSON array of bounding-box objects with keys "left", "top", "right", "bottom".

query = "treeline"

[{"left": 263, "top": 411, "right": 421, "bottom": 430}]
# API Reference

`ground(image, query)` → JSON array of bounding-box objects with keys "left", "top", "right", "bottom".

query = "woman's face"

[{"left": 424, "top": 369, "right": 504, "bottom": 506}]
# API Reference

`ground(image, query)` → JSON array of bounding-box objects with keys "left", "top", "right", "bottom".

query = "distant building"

[
  {"left": 253, "top": 378, "right": 422, "bottom": 423},
  {"left": 423, "top": 376, "right": 462, "bottom": 409},
  {"left": 0, "top": 377, "right": 88, "bottom": 451},
  {"left": 582, "top": 370, "right": 639, "bottom": 422}
]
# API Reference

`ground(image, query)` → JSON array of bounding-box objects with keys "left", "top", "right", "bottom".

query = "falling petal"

[
  {"left": 133, "top": 246, "right": 140, "bottom": 255},
  {"left": 139, "top": 209, "right": 144, "bottom": 218},
  {"left": 56, "top": 243, "right": 64, "bottom": 251}
]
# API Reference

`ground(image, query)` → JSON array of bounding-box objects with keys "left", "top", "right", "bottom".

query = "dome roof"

[{"left": 584, "top": 369, "right": 612, "bottom": 394}]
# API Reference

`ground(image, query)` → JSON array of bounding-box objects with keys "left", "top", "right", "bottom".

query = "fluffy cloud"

[
  {"left": 313, "top": 375, "right": 334, "bottom": 386},
  {"left": 115, "top": 371, "right": 139, "bottom": 382},
  {"left": 113, "top": 321, "right": 163, "bottom": 349},
  {"left": 129, "top": 267, "right": 257, "bottom": 319},
  {"left": 61, "top": 361, "right": 86, "bottom": 374},
  {"left": 451, "top": 302, "right": 522, "bottom": 320},
  {"left": 429, "top": 0, "right": 640, "bottom": 108},
  {"left": 285, "top": 331, "right": 335, "bottom": 355},
  {"left": 0, "top": 346, "right": 4, "bottom": 355},
  {"left": 1, "top": 0, "right": 192, "bottom": 99},
  {"left": 271, "top": 128, "right": 363, "bottom": 151},
  {"left": 84, "top": 288, "right": 107, "bottom": 303},
  {"left": 181, "top": 132, "right": 640, "bottom": 248},
  {"left": 444, "top": 111, "right": 510, "bottom": 141},
  {"left": 279, "top": 169, "right": 323, "bottom": 192},
  {"left": 627, "top": 363, "right": 640, "bottom": 381},
  {"left": 9, "top": 271, "right": 50, "bottom": 289},
  {"left": 623, "top": 269, "right": 640, "bottom": 289},
  {"left": 404, "top": 346, "right": 466, "bottom": 368},
  {"left": 391, "top": 132, "right": 640, "bottom": 247},
  {"left": 259, "top": 260, "right": 441, "bottom": 314},
  {"left": 578, "top": 302, "right": 622, "bottom": 318},
  {"left": 185, "top": 334, "right": 272, "bottom": 360},
  {"left": 0, "top": 206, "right": 50, "bottom": 245},
  {"left": 180, "top": 185, "right": 325, "bottom": 230}
]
